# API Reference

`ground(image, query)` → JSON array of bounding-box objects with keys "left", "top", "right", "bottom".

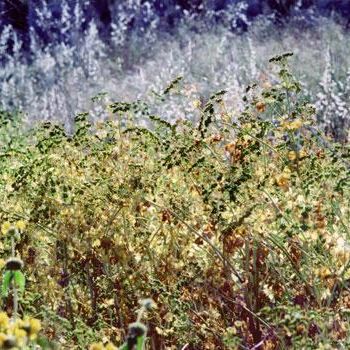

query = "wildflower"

[
  {"left": 0, "top": 312, "right": 9, "bottom": 329},
  {"left": 1, "top": 222, "right": 12, "bottom": 236},
  {"left": 28, "top": 318, "right": 41, "bottom": 336},
  {"left": 15, "top": 220, "right": 26, "bottom": 232},
  {"left": 287, "top": 149, "right": 307, "bottom": 161},
  {"left": 1, "top": 222, "right": 19, "bottom": 239},
  {"left": 287, "top": 151, "right": 297, "bottom": 161},
  {"left": 92, "top": 239, "right": 101, "bottom": 248},
  {"left": 275, "top": 168, "right": 291, "bottom": 189},
  {"left": 105, "top": 343, "right": 117, "bottom": 350},
  {"left": 299, "top": 148, "right": 308, "bottom": 158},
  {"left": 281, "top": 119, "right": 303, "bottom": 131},
  {"left": 89, "top": 343, "right": 104, "bottom": 350},
  {"left": 315, "top": 266, "right": 332, "bottom": 280},
  {"left": 13, "top": 327, "right": 27, "bottom": 343}
]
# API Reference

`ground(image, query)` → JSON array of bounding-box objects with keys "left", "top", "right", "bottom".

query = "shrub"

[{"left": 0, "top": 54, "right": 349, "bottom": 348}]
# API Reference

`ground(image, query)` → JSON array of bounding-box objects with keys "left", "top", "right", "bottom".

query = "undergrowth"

[{"left": 0, "top": 54, "right": 349, "bottom": 349}]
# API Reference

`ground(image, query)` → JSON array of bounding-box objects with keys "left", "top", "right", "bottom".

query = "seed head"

[
  {"left": 128, "top": 322, "right": 147, "bottom": 337},
  {"left": 139, "top": 298, "right": 156, "bottom": 311},
  {"left": 5, "top": 257, "right": 24, "bottom": 271}
]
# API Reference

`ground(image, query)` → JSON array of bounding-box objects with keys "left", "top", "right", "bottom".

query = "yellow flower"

[
  {"left": 287, "top": 151, "right": 297, "bottom": 161},
  {"left": 288, "top": 148, "right": 308, "bottom": 161},
  {"left": 299, "top": 148, "right": 308, "bottom": 158},
  {"left": 315, "top": 266, "right": 331, "bottom": 280},
  {"left": 105, "top": 343, "right": 117, "bottom": 350},
  {"left": 14, "top": 328, "right": 27, "bottom": 344},
  {"left": 0, "top": 333, "right": 6, "bottom": 347},
  {"left": 89, "top": 343, "right": 105, "bottom": 350},
  {"left": 0, "top": 312, "right": 9, "bottom": 329},
  {"left": 1, "top": 222, "right": 12, "bottom": 236},
  {"left": 281, "top": 119, "right": 303, "bottom": 131},
  {"left": 275, "top": 168, "right": 291, "bottom": 189},
  {"left": 15, "top": 220, "right": 26, "bottom": 232},
  {"left": 92, "top": 239, "right": 101, "bottom": 248},
  {"left": 287, "top": 148, "right": 307, "bottom": 161},
  {"left": 29, "top": 318, "right": 41, "bottom": 335}
]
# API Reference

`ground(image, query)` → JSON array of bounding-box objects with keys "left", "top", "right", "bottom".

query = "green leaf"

[
  {"left": 136, "top": 335, "right": 145, "bottom": 350},
  {"left": 163, "top": 76, "right": 183, "bottom": 95},
  {"left": 13, "top": 271, "right": 25, "bottom": 293},
  {"left": 118, "top": 336, "right": 145, "bottom": 350},
  {"left": 37, "top": 337, "right": 58, "bottom": 349},
  {"left": 1, "top": 270, "right": 13, "bottom": 297}
]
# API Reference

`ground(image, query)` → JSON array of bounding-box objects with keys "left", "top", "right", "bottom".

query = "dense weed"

[{"left": 0, "top": 54, "right": 349, "bottom": 348}]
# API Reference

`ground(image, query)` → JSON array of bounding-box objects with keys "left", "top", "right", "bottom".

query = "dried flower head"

[
  {"left": 128, "top": 322, "right": 147, "bottom": 337},
  {"left": 256, "top": 101, "right": 266, "bottom": 113},
  {"left": 5, "top": 257, "right": 24, "bottom": 271},
  {"left": 140, "top": 298, "right": 156, "bottom": 311}
]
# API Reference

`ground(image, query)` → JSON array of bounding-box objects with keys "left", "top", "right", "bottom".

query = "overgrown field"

[{"left": 0, "top": 55, "right": 350, "bottom": 349}]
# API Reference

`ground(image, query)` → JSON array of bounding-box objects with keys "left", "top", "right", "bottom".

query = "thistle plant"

[
  {"left": 0, "top": 221, "right": 45, "bottom": 349},
  {"left": 1, "top": 222, "right": 26, "bottom": 320}
]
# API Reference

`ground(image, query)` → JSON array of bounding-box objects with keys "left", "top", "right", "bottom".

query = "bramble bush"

[{"left": 0, "top": 54, "right": 349, "bottom": 349}]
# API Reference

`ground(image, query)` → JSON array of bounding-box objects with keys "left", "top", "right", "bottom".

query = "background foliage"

[{"left": 0, "top": 0, "right": 350, "bottom": 141}]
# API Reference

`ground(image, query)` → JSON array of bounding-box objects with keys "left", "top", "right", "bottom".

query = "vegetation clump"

[{"left": 0, "top": 54, "right": 349, "bottom": 349}]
